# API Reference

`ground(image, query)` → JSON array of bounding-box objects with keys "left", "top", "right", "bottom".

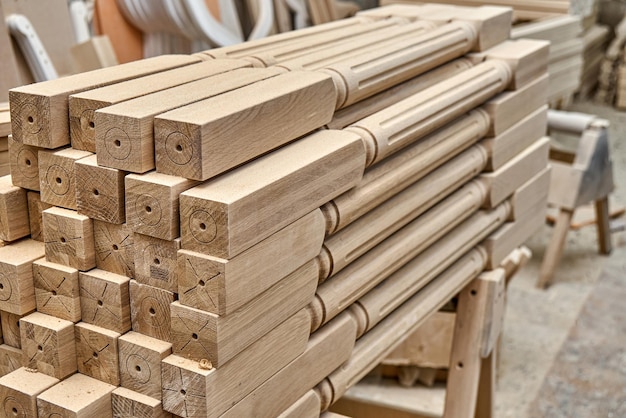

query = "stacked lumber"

[
  {"left": 578, "top": 24, "right": 610, "bottom": 99},
  {"left": 0, "top": 104, "right": 8, "bottom": 176},
  {"left": 0, "top": 4, "right": 549, "bottom": 417}
]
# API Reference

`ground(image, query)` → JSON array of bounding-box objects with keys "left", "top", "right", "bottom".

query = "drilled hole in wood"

[
  {"left": 51, "top": 290, "right": 57, "bottom": 296},
  {"left": 153, "top": 258, "right": 160, "bottom": 265},
  {"left": 180, "top": 389, "right": 186, "bottom": 395},
  {"left": 145, "top": 206, "right": 152, "bottom": 213},
  {"left": 135, "top": 365, "right": 141, "bottom": 372},
  {"left": 199, "top": 223, "right": 206, "bottom": 230},
  {"left": 198, "top": 280, "right": 205, "bottom": 287},
  {"left": 55, "top": 177, "right": 62, "bottom": 184},
  {"left": 12, "top": 407, "right": 17, "bottom": 415},
  {"left": 25, "top": 159, "right": 31, "bottom": 166},
  {"left": 176, "top": 144, "right": 183, "bottom": 152},
  {"left": 0, "top": 283, "right": 4, "bottom": 290},
  {"left": 456, "top": 362, "right": 464, "bottom": 369},
  {"left": 114, "top": 139, "right": 121, "bottom": 147},
  {"left": 470, "top": 289, "right": 477, "bottom": 296},
  {"left": 97, "top": 300, "right": 103, "bottom": 306},
  {"left": 60, "top": 237, "right": 66, "bottom": 243},
  {"left": 149, "top": 307, "right": 156, "bottom": 316},
  {"left": 93, "top": 351, "right": 98, "bottom": 359},
  {"left": 112, "top": 244, "right": 119, "bottom": 251},
  {"left": 192, "top": 333, "right": 198, "bottom": 340},
  {"left": 27, "top": 116, "right": 33, "bottom": 124},
  {"left": 37, "top": 345, "right": 43, "bottom": 352},
  {"left": 93, "top": 189, "right": 99, "bottom": 196},
  {"left": 89, "top": 121, "right": 95, "bottom": 129}
]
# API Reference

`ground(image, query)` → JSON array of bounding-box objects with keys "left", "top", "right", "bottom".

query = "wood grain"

[
  {"left": 0, "top": 175, "right": 29, "bottom": 241},
  {"left": 134, "top": 235, "right": 180, "bottom": 293},
  {"left": 75, "top": 154, "right": 126, "bottom": 224},
  {"left": 0, "top": 367, "right": 58, "bottom": 418},
  {"left": 78, "top": 269, "right": 131, "bottom": 334},
  {"left": 0, "top": 239, "right": 44, "bottom": 315},
  {"left": 8, "top": 136, "right": 42, "bottom": 191},
  {"left": 129, "top": 280, "right": 175, "bottom": 342},
  {"left": 33, "top": 258, "right": 81, "bottom": 323},
  {"left": 93, "top": 220, "right": 135, "bottom": 278},
  {"left": 43, "top": 207, "right": 95, "bottom": 271},
  {"left": 112, "top": 386, "right": 171, "bottom": 418},
  {"left": 38, "top": 147, "right": 92, "bottom": 210},
  {"left": 27, "top": 192, "right": 52, "bottom": 242},
  {"left": 36, "top": 373, "right": 115, "bottom": 417},
  {"left": 75, "top": 321, "right": 121, "bottom": 385}
]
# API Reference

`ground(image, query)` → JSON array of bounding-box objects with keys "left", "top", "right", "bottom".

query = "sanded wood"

[
  {"left": 36, "top": 373, "right": 115, "bottom": 417},
  {"left": 20, "top": 312, "right": 76, "bottom": 379},
  {"left": 0, "top": 344, "right": 21, "bottom": 376},
  {"left": 129, "top": 280, "right": 174, "bottom": 342},
  {"left": 75, "top": 321, "right": 121, "bottom": 385},
  {"left": 70, "top": 35, "right": 118, "bottom": 74},
  {"left": 93, "top": 220, "right": 135, "bottom": 278},
  {"left": 43, "top": 207, "right": 95, "bottom": 271},
  {"left": 510, "top": 167, "right": 551, "bottom": 222},
  {"left": 171, "top": 261, "right": 316, "bottom": 367},
  {"left": 0, "top": 239, "right": 45, "bottom": 314},
  {"left": 95, "top": 67, "right": 282, "bottom": 173},
  {"left": 134, "top": 235, "right": 180, "bottom": 293},
  {"left": 161, "top": 309, "right": 311, "bottom": 417},
  {"left": 27, "top": 192, "right": 52, "bottom": 242},
  {"left": 33, "top": 258, "right": 81, "bottom": 323},
  {"left": 480, "top": 39, "right": 549, "bottom": 90},
  {"left": 9, "top": 55, "right": 201, "bottom": 149},
  {"left": 79, "top": 269, "right": 131, "bottom": 334},
  {"left": 178, "top": 209, "right": 324, "bottom": 315},
  {"left": 118, "top": 331, "right": 172, "bottom": 400},
  {"left": 475, "top": 351, "right": 496, "bottom": 418},
  {"left": 180, "top": 129, "right": 365, "bottom": 259},
  {"left": 0, "top": 367, "right": 59, "bottom": 418},
  {"left": 278, "top": 390, "right": 321, "bottom": 418},
  {"left": 0, "top": 175, "right": 29, "bottom": 241},
  {"left": 76, "top": 155, "right": 126, "bottom": 224},
  {"left": 0, "top": 311, "right": 30, "bottom": 349},
  {"left": 112, "top": 387, "right": 171, "bottom": 418},
  {"left": 69, "top": 59, "right": 250, "bottom": 152},
  {"left": 125, "top": 172, "right": 199, "bottom": 240},
  {"left": 38, "top": 148, "right": 93, "bottom": 210}
]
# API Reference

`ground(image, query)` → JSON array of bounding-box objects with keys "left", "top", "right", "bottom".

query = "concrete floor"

[{"left": 495, "top": 100, "right": 626, "bottom": 417}]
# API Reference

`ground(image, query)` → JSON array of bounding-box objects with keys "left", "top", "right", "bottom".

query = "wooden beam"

[
  {"left": 0, "top": 175, "right": 29, "bottom": 241},
  {"left": 0, "top": 367, "right": 59, "bottom": 418},
  {"left": 38, "top": 148, "right": 92, "bottom": 210},
  {"left": 8, "top": 136, "right": 41, "bottom": 191},
  {"left": 133, "top": 234, "right": 180, "bottom": 293},
  {"left": 93, "top": 220, "right": 135, "bottom": 278},
  {"left": 27, "top": 192, "right": 52, "bottom": 242},
  {"left": 0, "top": 239, "right": 45, "bottom": 314},
  {"left": 36, "top": 373, "right": 115, "bottom": 417},
  {"left": 112, "top": 387, "right": 170, "bottom": 418},
  {"left": 43, "top": 207, "right": 95, "bottom": 271},
  {"left": 75, "top": 321, "right": 121, "bottom": 385},
  {"left": 33, "top": 258, "right": 81, "bottom": 322},
  {"left": 75, "top": 154, "right": 126, "bottom": 224},
  {"left": 78, "top": 268, "right": 131, "bottom": 334},
  {"left": 129, "top": 280, "right": 175, "bottom": 342}
]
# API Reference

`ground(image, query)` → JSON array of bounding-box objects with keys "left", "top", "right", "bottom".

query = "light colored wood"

[
  {"left": 510, "top": 167, "right": 551, "bottom": 222},
  {"left": 180, "top": 129, "right": 364, "bottom": 259},
  {"left": 125, "top": 172, "right": 199, "bottom": 240},
  {"left": 161, "top": 309, "right": 311, "bottom": 417},
  {"left": 70, "top": 35, "right": 119, "bottom": 74},
  {"left": 0, "top": 311, "right": 29, "bottom": 349},
  {"left": 75, "top": 321, "right": 120, "bottom": 385},
  {"left": 92, "top": 0, "right": 143, "bottom": 64},
  {"left": 78, "top": 268, "right": 131, "bottom": 334},
  {"left": 129, "top": 280, "right": 175, "bottom": 342},
  {"left": 36, "top": 372, "right": 115, "bottom": 417},
  {"left": 118, "top": 331, "right": 172, "bottom": 400},
  {"left": 0, "top": 344, "right": 21, "bottom": 376},
  {"left": 93, "top": 220, "right": 135, "bottom": 278},
  {"left": 38, "top": 147, "right": 93, "bottom": 210},
  {"left": 0, "top": 111, "right": 10, "bottom": 138},
  {"left": 0, "top": 175, "right": 29, "bottom": 241},
  {"left": 177, "top": 209, "right": 324, "bottom": 315},
  {"left": 171, "top": 261, "right": 316, "bottom": 367},
  {"left": 134, "top": 235, "right": 180, "bottom": 293},
  {"left": 0, "top": 367, "right": 59, "bottom": 418},
  {"left": 537, "top": 209, "right": 573, "bottom": 289},
  {"left": 27, "top": 192, "right": 52, "bottom": 242},
  {"left": 595, "top": 197, "right": 612, "bottom": 255},
  {"left": 278, "top": 390, "right": 321, "bottom": 418},
  {"left": 154, "top": 71, "right": 336, "bottom": 181},
  {"left": 0, "top": 239, "right": 45, "bottom": 315},
  {"left": 94, "top": 67, "right": 282, "bottom": 173},
  {"left": 33, "top": 258, "right": 81, "bottom": 323},
  {"left": 9, "top": 136, "right": 42, "bottom": 188},
  {"left": 0, "top": 2, "right": 20, "bottom": 102},
  {"left": 43, "top": 207, "right": 95, "bottom": 271},
  {"left": 475, "top": 350, "right": 496, "bottom": 418},
  {"left": 20, "top": 312, "right": 76, "bottom": 379},
  {"left": 9, "top": 55, "right": 201, "bottom": 149},
  {"left": 69, "top": 59, "right": 249, "bottom": 153},
  {"left": 477, "top": 40, "right": 549, "bottom": 90},
  {"left": 112, "top": 387, "right": 172, "bottom": 418},
  {"left": 75, "top": 154, "right": 126, "bottom": 224}
]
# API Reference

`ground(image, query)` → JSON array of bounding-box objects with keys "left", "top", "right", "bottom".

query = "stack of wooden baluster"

[{"left": 0, "top": 4, "right": 550, "bottom": 417}]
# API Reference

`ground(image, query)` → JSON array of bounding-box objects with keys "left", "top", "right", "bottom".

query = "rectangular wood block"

[
  {"left": 9, "top": 136, "right": 42, "bottom": 191},
  {"left": 125, "top": 172, "right": 199, "bottom": 240},
  {"left": 0, "top": 239, "right": 45, "bottom": 314},
  {"left": 79, "top": 269, "right": 131, "bottom": 334},
  {"left": 69, "top": 59, "right": 249, "bottom": 152},
  {"left": 43, "top": 207, "right": 95, "bottom": 271},
  {"left": 171, "top": 260, "right": 317, "bottom": 367},
  {"left": 37, "top": 372, "right": 116, "bottom": 417},
  {"left": 1, "top": 310, "right": 33, "bottom": 349},
  {"left": 20, "top": 312, "right": 76, "bottom": 379},
  {"left": 75, "top": 154, "right": 126, "bottom": 223},
  {"left": 94, "top": 67, "right": 282, "bottom": 173},
  {"left": 129, "top": 280, "right": 174, "bottom": 342},
  {"left": 0, "top": 344, "right": 22, "bottom": 377},
  {"left": 180, "top": 129, "right": 365, "bottom": 258},
  {"left": 33, "top": 259, "right": 81, "bottom": 323},
  {"left": 27, "top": 192, "right": 52, "bottom": 242},
  {"left": 0, "top": 175, "right": 29, "bottom": 241},
  {"left": 112, "top": 387, "right": 172, "bottom": 418},
  {"left": 0, "top": 367, "right": 59, "bottom": 418},
  {"left": 510, "top": 167, "right": 551, "bottom": 222},
  {"left": 9, "top": 54, "right": 201, "bottom": 149},
  {"left": 278, "top": 391, "right": 321, "bottom": 418},
  {"left": 178, "top": 209, "right": 324, "bottom": 315},
  {"left": 485, "top": 39, "right": 550, "bottom": 90},
  {"left": 134, "top": 234, "right": 180, "bottom": 293},
  {"left": 38, "top": 147, "right": 93, "bottom": 209},
  {"left": 75, "top": 321, "right": 120, "bottom": 385},
  {"left": 154, "top": 71, "right": 336, "bottom": 181},
  {"left": 161, "top": 309, "right": 311, "bottom": 417},
  {"left": 118, "top": 331, "right": 172, "bottom": 400},
  {"left": 93, "top": 220, "right": 135, "bottom": 278}
]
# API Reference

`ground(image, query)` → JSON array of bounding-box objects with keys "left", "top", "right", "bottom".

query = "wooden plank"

[
  {"left": 509, "top": 167, "right": 551, "bottom": 222},
  {"left": 134, "top": 235, "right": 180, "bottom": 293},
  {"left": 9, "top": 55, "right": 201, "bottom": 149},
  {"left": 0, "top": 367, "right": 58, "bottom": 417},
  {"left": 8, "top": 135, "right": 41, "bottom": 191},
  {"left": 180, "top": 129, "right": 364, "bottom": 259},
  {"left": 177, "top": 209, "right": 324, "bottom": 315},
  {"left": 112, "top": 387, "right": 171, "bottom": 418},
  {"left": 154, "top": 71, "right": 336, "bottom": 181},
  {"left": 129, "top": 280, "right": 175, "bottom": 342},
  {"left": 78, "top": 269, "right": 131, "bottom": 334},
  {"left": 93, "top": 220, "right": 134, "bottom": 278},
  {"left": 94, "top": 67, "right": 282, "bottom": 173},
  {"left": 27, "top": 192, "right": 51, "bottom": 242},
  {"left": 0, "top": 175, "right": 29, "bottom": 241},
  {"left": 75, "top": 321, "right": 121, "bottom": 385},
  {"left": 75, "top": 155, "right": 126, "bottom": 224},
  {"left": 36, "top": 373, "right": 115, "bottom": 417},
  {"left": 33, "top": 258, "right": 81, "bottom": 323},
  {"left": 0, "top": 239, "right": 44, "bottom": 315},
  {"left": 278, "top": 390, "right": 321, "bottom": 418},
  {"left": 38, "top": 147, "right": 93, "bottom": 210},
  {"left": 42, "top": 207, "right": 95, "bottom": 271}
]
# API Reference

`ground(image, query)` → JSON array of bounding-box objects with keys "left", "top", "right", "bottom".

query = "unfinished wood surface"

[
  {"left": 27, "top": 192, "right": 52, "bottom": 242},
  {"left": 0, "top": 344, "right": 22, "bottom": 376},
  {"left": 20, "top": 312, "right": 76, "bottom": 379},
  {"left": 43, "top": 207, "right": 95, "bottom": 271},
  {"left": 129, "top": 280, "right": 175, "bottom": 342},
  {"left": 0, "top": 2, "right": 20, "bottom": 102},
  {"left": 134, "top": 235, "right": 180, "bottom": 293},
  {"left": 161, "top": 309, "right": 311, "bottom": 417},
  {"left": 70, "top": 35, "right": 118, "bottom": 74},
  {"left": 595, "top": 197, "right": 612, "bottom": 255},
  {"left": 477, "top": 40, "right": 549, "bottom": 90},
  {"left": 172, "top": 261, "right": 316, "bottom": 367},
  {"left": 118, "top": 331, "right": 172, "bottom": 400},
  {"left": 0, "top": 310, "right": 29, "bottom": 349},
  {"left": 95, "top": 67, "right": 282, "bottom": 173},
  {"left": 0, "top": 175, "right": 29, "bottom": 241},
  {"left": 79, "top": 269, "right": 131, "bottom": 334},
  {"left": 112, "top": 387, "right": 171, "bottom": 418},
  {"left": 69, "top": 59, "right": 250, "bottom": 152},
  {"left": 0, "top": 367, "right": 58, "bottom": 417},
  {"left": 180, "top": 129, "right": 364, "bottom": 258},
  {"left": 38, "top": 148, "right": 92, "bottom": 210},
  {"left": 75, "top": 155, "right": 126, "bottom": 224},
  {"left": 92, "top": 0, "right": 143, "bottom": 64},
  {"left": 476, "top": 351, "right": 496, "bottom": 418},
  {"left": 75, "top": 321, "right": 120, "bottom": 385},
  {"left": 155, "top": 71, "right": 336, "bottom": 181},
  {"left": 9, "top": 55, "right": 201, "bottom": 149},
  {"left": 36, "top": 372, "right": 115, "bottom": 417},
  {"left": 93, "top": 221, "right": 135, "bottom": 278},
  {"left": 510, "top": 168, "right": 551, "bottom": 222},
  {"left": 278, "top": 390, "right": 321, "bottom": 418},
  {"left": 33, "top": 258, "right": 81, "bottom": 323},
  {"left": 9, "top": 136, "right": 41, "bottom": 191},
  {"left": 178, "top": 209, "right": 324, "bottom": 315},
  {"left": 0, "top": 239, "right": 45, "bottom": 315},
  {"left": 125, "top": 172, "right": 199, "bottom": 240}
]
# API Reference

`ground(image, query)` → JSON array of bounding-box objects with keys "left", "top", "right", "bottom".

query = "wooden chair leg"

[
  {"left": 537, "top": 209, "right": 573, "bottom": 289},
  {"left": 474, "top": 349, "right": 496, "bottom": 418},
  {"left": 594, "top": 197, "right": 612, "bottom": 255}
]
